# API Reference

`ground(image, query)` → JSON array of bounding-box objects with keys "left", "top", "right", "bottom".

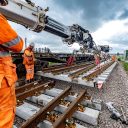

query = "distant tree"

[{"left": 117, "top": 52, "right": 120, "bottom": 56}]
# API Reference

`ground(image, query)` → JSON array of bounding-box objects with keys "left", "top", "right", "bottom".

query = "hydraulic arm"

[{"left": 0, "top": 0, "right": 95, "bottom": 50}]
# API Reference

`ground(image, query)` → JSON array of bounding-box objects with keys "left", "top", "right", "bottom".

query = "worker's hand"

[{"left": 0, "top": 0, "right": 8, "bottom": 6}]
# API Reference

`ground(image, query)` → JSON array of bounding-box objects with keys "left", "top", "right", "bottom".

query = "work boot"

[
  {"left": 25, "top": 80, "right": 30, "bottom": 84},
  {"left": 31, "top": 79, "right": 34, "bottom": 82},
  {"left": 25, "top": 80, "right": 28, "bottom": 84}
]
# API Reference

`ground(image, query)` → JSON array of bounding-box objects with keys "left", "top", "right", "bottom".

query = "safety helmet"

[
  {"left": 29, "top": 42, "right": 35, "bottom": 48},
  {"left": 25, "top": 50, "right": 32, "bottom": 57},
  {"left": 0, "top": 0, "right": 8, "bottom": 6}
]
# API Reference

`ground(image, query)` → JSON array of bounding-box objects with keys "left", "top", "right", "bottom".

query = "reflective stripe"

[
  {"left": 27, "top": 70, "right": 33, "bottom": 73},
  {"left": 26, "top": 69, "right": 34, "bottom": 73},
  {"left": 2, "top": 36, "right": 21, "bottom": 48},
  {"left": 0, "top": 51, "right": 11, "bottom": 57}
]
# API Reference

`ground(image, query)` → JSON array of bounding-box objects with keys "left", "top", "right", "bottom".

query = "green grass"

[
  {"left": 48, "top": 62, "right": 58, "bottom": 66},
  {"left": 123, "top": 62, "right": 128, "bottom": 71},
  {"left": 117, "top": 56, "right": 124, "bottom": 61}
]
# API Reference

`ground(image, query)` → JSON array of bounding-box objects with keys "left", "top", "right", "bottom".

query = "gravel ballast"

[{"left": 55, "top": 63, "right": 128, "bottom": 128}]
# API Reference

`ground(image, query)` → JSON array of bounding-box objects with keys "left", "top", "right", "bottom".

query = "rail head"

[
  {"left": 53, "top": 90, "right": 86, "bottom": 128},
  {"left": 69, "top": 64, "right": 95, "bottom": 79},
  {"left": 52, "top": 62, "right": 93, "bottom": 75},
  {"left": 16, "top": 81, "right": 55, "bottom": 104},
  {"left": 16, "top": 81, "right": 40, "bottom": 94},
  {"left": 82, "top": 61, "right": 114, "bottom": 81},
  {"left": 21, "top": 86, "right": 71, "bottom": 128}
]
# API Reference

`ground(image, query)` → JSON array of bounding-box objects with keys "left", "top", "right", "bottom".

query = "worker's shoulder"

[
  {"left": 24, "top": 48, "right": 34, "bottom": 56},
  {"left": 0, "top": 13, "right": 6, "bottom": 20},
  {"left": 24, "top": 48, "right": 30, "bottom": 54}
]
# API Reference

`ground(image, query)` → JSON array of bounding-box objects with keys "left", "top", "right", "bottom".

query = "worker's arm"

[
  {"left": 0, "top": 14, "right": 23, "bottom": 52},
  {"left": 32, "top": 50, "right": 35, "bottom": 60}
]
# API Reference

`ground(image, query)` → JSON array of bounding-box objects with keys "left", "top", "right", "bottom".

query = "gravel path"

[{"left": 55, "top": 63, "right": 128, "bottom": 128}]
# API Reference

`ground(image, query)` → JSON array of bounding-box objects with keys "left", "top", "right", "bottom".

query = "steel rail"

[
  {"left": 83, "top": 62, "right": 113, "bottom": 81},
  {"left": 16, "top": 81, "right": 40, "bottom": 94},
  {"left": 53, "top": 90, "right": 86, "bottom": 128},
  {"left": 43, "top": 63, "right": 78, "bottom": 73},
  {"left": 21, "top": 86, "right": 71, "bottom": 128},
  {"left": 69, "top": 64, "right": 95, "bottom": 79},
  {"left": 16, "top": 81, "right": 55, "bottom": 102},
  {"left": 52, "top": 62, "right": 94, "bottom": 75},
  {"left": 82, "top": 61, "right": 114, "bottom": 81},
  {"left": 43, "top": 64, "right": 66, "bottom": 73}
]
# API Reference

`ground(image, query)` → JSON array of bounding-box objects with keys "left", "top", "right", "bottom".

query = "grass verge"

[{"left": 122, "top": 61, "right": 128, "bottom": 72}]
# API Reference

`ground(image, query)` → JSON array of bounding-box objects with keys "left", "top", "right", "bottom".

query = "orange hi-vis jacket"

[
  {"left": 111, "top": 55, "right": 116, "bottom": 62},
  {"left": 67, "top": 56, "right": 74, "bottom": 66},
  {"left": 94, "top": 54, "right": 100, "bottom": 65},
  {"left": 23, "top": 48, "right": 34, "bottom": 80},
  {"left": 0, "top": 13, "right": 23, "bottom": 128},
  {"left": 23, "top": 48, "right": 34, "bottom": 65}
]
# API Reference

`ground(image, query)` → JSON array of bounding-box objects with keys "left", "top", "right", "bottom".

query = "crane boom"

[{"left": 0, "top": 0, "right": 95, "bottom": 50}]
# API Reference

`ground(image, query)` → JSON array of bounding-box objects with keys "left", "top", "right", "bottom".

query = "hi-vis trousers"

[
  {"left": 25, "top": 64, "right": 34, "bottom": 81},
  {"left": 0, "top": 78, "right": 16, "bottom": 128}
]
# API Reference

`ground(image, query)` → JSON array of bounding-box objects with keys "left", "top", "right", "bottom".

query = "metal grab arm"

[{"left": 0, "top": 0, "right": 95, "bottom": 50}]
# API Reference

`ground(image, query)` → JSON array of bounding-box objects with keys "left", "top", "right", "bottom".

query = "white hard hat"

[
  {"left": 29, "top": 42, "right": 35, "bottom": 47},
  {"left": 0, "top": 0, "right": 8, "bottom": 6}
]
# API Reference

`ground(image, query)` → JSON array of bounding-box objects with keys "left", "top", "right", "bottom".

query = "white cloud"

[
  {"left": 92, "top": 19, "right": 128, "bottom": 41},
  {"left": 92, "top": 18, "right": 128, "bottom": 53}
]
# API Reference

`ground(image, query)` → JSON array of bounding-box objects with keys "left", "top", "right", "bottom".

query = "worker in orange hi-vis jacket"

[
  {"left": 94, "top": 54, "right": 100, "bottom": 69},
  {"left": 0, "top": 1, "right": 24, "bottom": 127},
  {"left": 66, "top": 55, "right": 75, "bottom": 66},
  {"left": 111, "top": 55, "right": 117, "bottom": 62},
  {"left": 23, "top": 43, "right": 35, "bottom": 83}
]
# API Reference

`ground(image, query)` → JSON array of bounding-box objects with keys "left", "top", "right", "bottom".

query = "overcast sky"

[{"left": 9, "top": 0, "right": 128, "bottom": 53}]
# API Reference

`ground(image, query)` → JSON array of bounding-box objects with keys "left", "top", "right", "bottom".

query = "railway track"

[
  {"left": 16, "top": 81, "right": 55, "bottom": 105},
  {"left": 13, "top": 60, "right": 118, "bottom": 128},
  {"left": 43, "top": 61, "right": 94, "bottom": 75},
  {"left": 16, "top": 81, "right": 41, "bottom": 94},
  {"left": 14, "top": 81, "right": 101, "bottom": 128},
  {"left": 43, "top": 64, "right": 67, "bottom": 73},
  {"left": 37, "top": 60, "right": 117, "bottom": 88},
  {"left": 52, "top": 62, "right": 94, "bottom": 75},
  {"left": 68, "top": 64, "right": 95, "bottom": 79},
  {"left": 82, "top": 61, "right": 114, "bottom": 81}
]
